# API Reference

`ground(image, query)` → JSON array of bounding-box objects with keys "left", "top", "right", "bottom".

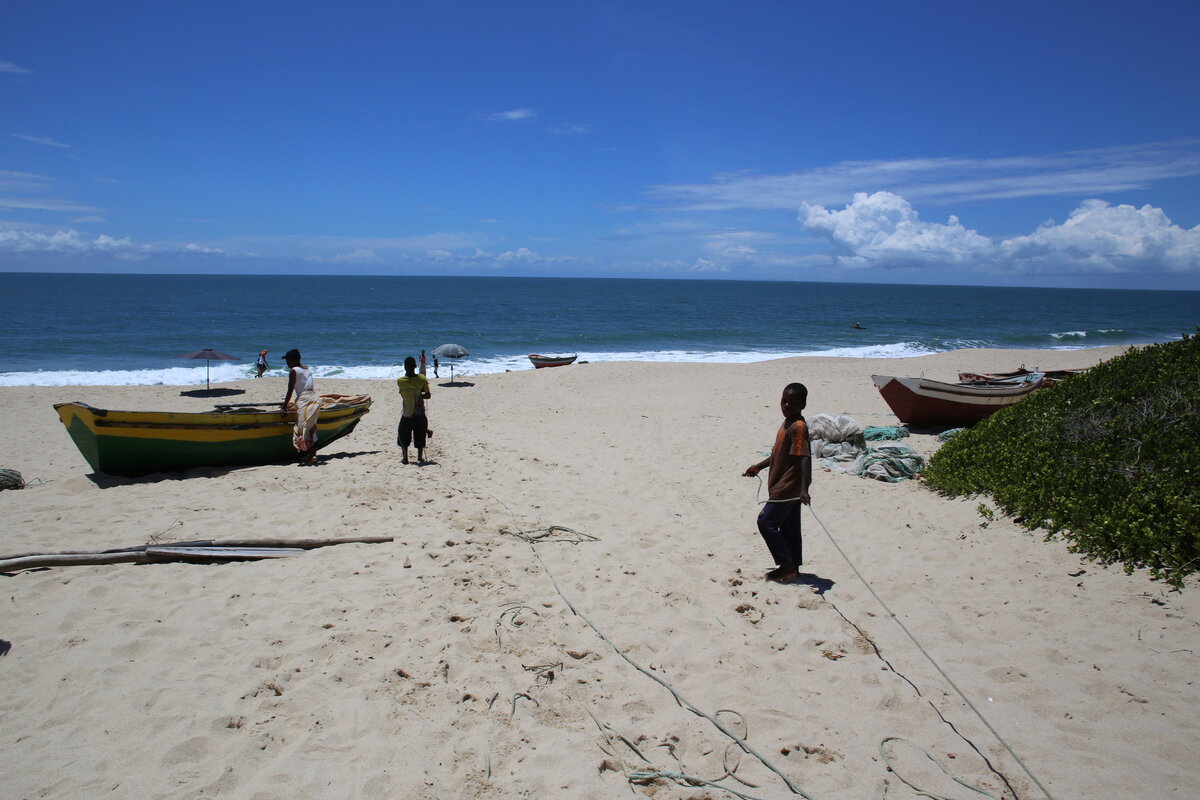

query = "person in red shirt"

[{"left": 743, "top": 383, "right": 812, "bottom": 582}]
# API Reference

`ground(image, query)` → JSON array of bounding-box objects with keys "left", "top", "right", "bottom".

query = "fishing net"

[{"left": 0, "top": 468, "right": 26, "bottom": 490}]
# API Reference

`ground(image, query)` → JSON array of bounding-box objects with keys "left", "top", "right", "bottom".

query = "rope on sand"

[
  {"left": 501, "top": 525, "right": 598, "bottom": 544},
  {"left": 879, "top": 737, "right": 1000, "bottom": 800},
  {"left": 487, "top": 488, "right": 814, "bottom": 799},
  {"left": 522, "top": 538, "right": 816, "bottom": 800},
  {"left": 806, "top": 505, "right": 1054, "bottom": 800}
]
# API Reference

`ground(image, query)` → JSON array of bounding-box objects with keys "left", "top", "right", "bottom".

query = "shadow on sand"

[
  {"left": 82, "top": 449, "right": 382, "bottom": 487},
  {"left": 436, "top": 380, "right": 475, "bottom": 388},
  {"left": 179, "top": 388, "right": 247, "bottom": 399},
  {"left": 784, "top": 572, "right": 836, "bottom": 594}
]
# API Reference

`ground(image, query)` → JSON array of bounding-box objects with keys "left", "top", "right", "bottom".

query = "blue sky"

[{"left": 3, "top": 0, "right": 1199, "bottom": 289}]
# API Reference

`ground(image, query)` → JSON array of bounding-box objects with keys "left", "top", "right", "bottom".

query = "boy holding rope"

[{"left": 743, "top": 383, "right": 811, "bottom": 581}]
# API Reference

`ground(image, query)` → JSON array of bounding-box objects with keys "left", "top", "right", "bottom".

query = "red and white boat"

[
  {"left": 871, "top": 373, "right": 1045, "bottom": 426},
  {"left": 528, "top": 353, "right": 578, "bottom": 369}
]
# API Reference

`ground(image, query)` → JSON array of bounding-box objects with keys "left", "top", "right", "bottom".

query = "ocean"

[{"left": 0, "top": 273, "right": 1196, "bottom": 386}]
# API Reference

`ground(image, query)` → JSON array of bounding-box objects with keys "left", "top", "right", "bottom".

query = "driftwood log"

[{"left": 0, "top": 536, "right": 393, "bottom": 573}]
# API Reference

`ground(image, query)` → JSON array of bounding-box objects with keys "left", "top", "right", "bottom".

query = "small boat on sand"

[
  {"left": 528, "top": 353, "right": 578, "bottom": 369},
  {"left": 54, "top": 394, "right": 372, "bottom": 476},
  {"left": 871, "top": 374, "right": 1044, "bottom": 426}
]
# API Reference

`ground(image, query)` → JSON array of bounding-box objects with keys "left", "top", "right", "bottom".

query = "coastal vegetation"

[{"left": 924, "top": 332, "right": 1200, "bottom": 589}]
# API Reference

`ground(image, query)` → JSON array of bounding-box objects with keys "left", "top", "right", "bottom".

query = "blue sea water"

[{"left": 0, "top": 273, "right": 1196, "bottom": 386}]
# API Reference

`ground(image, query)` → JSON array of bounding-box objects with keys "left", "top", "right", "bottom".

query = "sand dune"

[{"left": 2, "top": 346, "right": 1196, "bottom": 799}]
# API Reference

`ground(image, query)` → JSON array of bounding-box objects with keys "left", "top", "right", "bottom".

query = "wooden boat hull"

[
  {"left": 871, "top": 375, "right": 1042, "bottom": 426},
  {"left": 528, "top": 354, "right": 577, "bottom": 368},
  {"left": 54, "top": 396, "right": 371, "bottom": 476}
]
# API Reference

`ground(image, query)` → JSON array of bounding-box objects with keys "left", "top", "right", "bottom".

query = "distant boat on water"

[
  {"left": 54, "top": 395, "right": 372, "bottom": 476},
  {"left": 528, "top": 354, "right": 578, "bottom": 369},
  {"left": 870, "top": 374, "right": 1044, "bottom": 426}
]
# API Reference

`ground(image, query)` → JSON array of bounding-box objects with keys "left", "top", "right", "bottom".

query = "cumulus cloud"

[
  {"left": 0, "top": 229, "right": 231, "bottom": 260},
  {"left": 1000, "top": 200, "right": 1200, "bottom": 273},
  {"left": 494, "top": 247, "right": 539, "bottom": 263},
  {"left": 800, "top": 192, "right": 993, "bottom": 266},
  {"left": 10, "top": 133, "right": 71, "bottom": 148},
  {"left": 799, "top": 191, "right": 1200, "bottom": 274},
  {"left": 487, "top": 108, "right": 536, "bottom": 122},
  {"left": 0, "top": 229, "right": 139, "bottom": 254},
  {"left": 184, "top": 242, "right": 226, "bottom": 255}
]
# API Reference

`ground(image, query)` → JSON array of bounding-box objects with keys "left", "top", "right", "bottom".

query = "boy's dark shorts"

[
  {"left": 398, "top": 413, "right": 428, "bottom": 449},
  {"left": 757, "top": 500, "right": 803, "bottom": 568}
]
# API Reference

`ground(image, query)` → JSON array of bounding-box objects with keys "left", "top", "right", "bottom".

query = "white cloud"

[
  {"left": 1000, "top": 200, "right": 1200, "bottom": 273},
  {"left": 651, "top": 141, "right": 1200, "bottom": 211},
  {"left": 10, "top": 133, "right": 71, "bottom": 148},
  {"left": 700, "top": 229, "right": 772, "bottom": 257},
  {"left": 0, "top": 196, "right": 100, "bottom": 213},
  {"left": 800, "top": 192, "right": 993, "bottom": 266},
  {"left": 0, "top": 229, "right": 139, "bottom": 254},
  {"left": 0, "top": 229, "right": 230, "bottom": 260},
  {"left": 550, "top": 123, "right": 591, "bottom": 134},
  {"left": 324, "top": 248, "right": 381, "bottom": 263},
  {"left": 0, "top": 61, "right": 32, "bottom": 74},
  {"left": 494, "top": 247, "right": 539, "bottom": 263},
  {"left": 0, "top": 170, "right": 52, "bottom": 192},
  {"left": 487, "top": 108, "right": 536, "bottom": 122},
  {"left": 219, "top": 231, "right": 487, "bottom": 257},
  {"left": 184, "top": 242, "right": 226, "bottom": 255},
  {"left": 798, "top": 191, "right": 1200, "bottom": 274}
]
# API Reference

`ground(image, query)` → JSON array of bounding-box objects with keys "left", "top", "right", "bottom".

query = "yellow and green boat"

[{"left": 54, "top": 394, "right": 372, "bottom": 476}]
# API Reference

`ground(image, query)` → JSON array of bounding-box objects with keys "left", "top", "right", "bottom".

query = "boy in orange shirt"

[{"left": 743, "top": 383, "right": 812, "bottom": 581}]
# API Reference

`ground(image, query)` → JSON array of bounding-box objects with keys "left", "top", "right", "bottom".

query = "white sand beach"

[{"left": 2, "top": 346, "right": 1197, "bottom": 799}]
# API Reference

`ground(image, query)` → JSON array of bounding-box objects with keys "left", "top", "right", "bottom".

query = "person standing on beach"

[
  {"left": 743, "top": 383, "right": 812, "bottom": 582},
  {"left": 256, "top": 349, "right": 269, "bottom": 378},
  {"left": 282, "top": 349, "right": 321, "bottom": 465},
  {"left": 396, "top": 356, "right": 432, "bottom": 464}
]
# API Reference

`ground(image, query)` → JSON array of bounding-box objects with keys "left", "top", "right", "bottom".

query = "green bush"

[{"left": 923, "top": 331, "right": 1200, "bottom": 589}]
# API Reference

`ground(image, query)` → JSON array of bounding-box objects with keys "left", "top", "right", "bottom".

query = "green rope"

[
  {"left": 501, "top": 525, "right": 598, "bottom": 544},
  {"left": 489, "top": 482, "right": 815, "bottom": 799},
  {"left": 627, "top": 769, "right": 772, "bottom": 800},
  {"left": 879, "top": 737, "right": 999, "bottom": 800},
  {"left": 524, "top": 541, "right": 816, "bottom": 799},
  {"left": 806, "top": 505, "right": 1053, "bottom": 800}
]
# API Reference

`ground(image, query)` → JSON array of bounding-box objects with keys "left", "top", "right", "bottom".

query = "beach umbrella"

[
  {"left": 176, "top": 348, "right": 239, "bottom": 390},
  {"left": 431, "top": 343, "right": 469, "bottom": 381}
]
